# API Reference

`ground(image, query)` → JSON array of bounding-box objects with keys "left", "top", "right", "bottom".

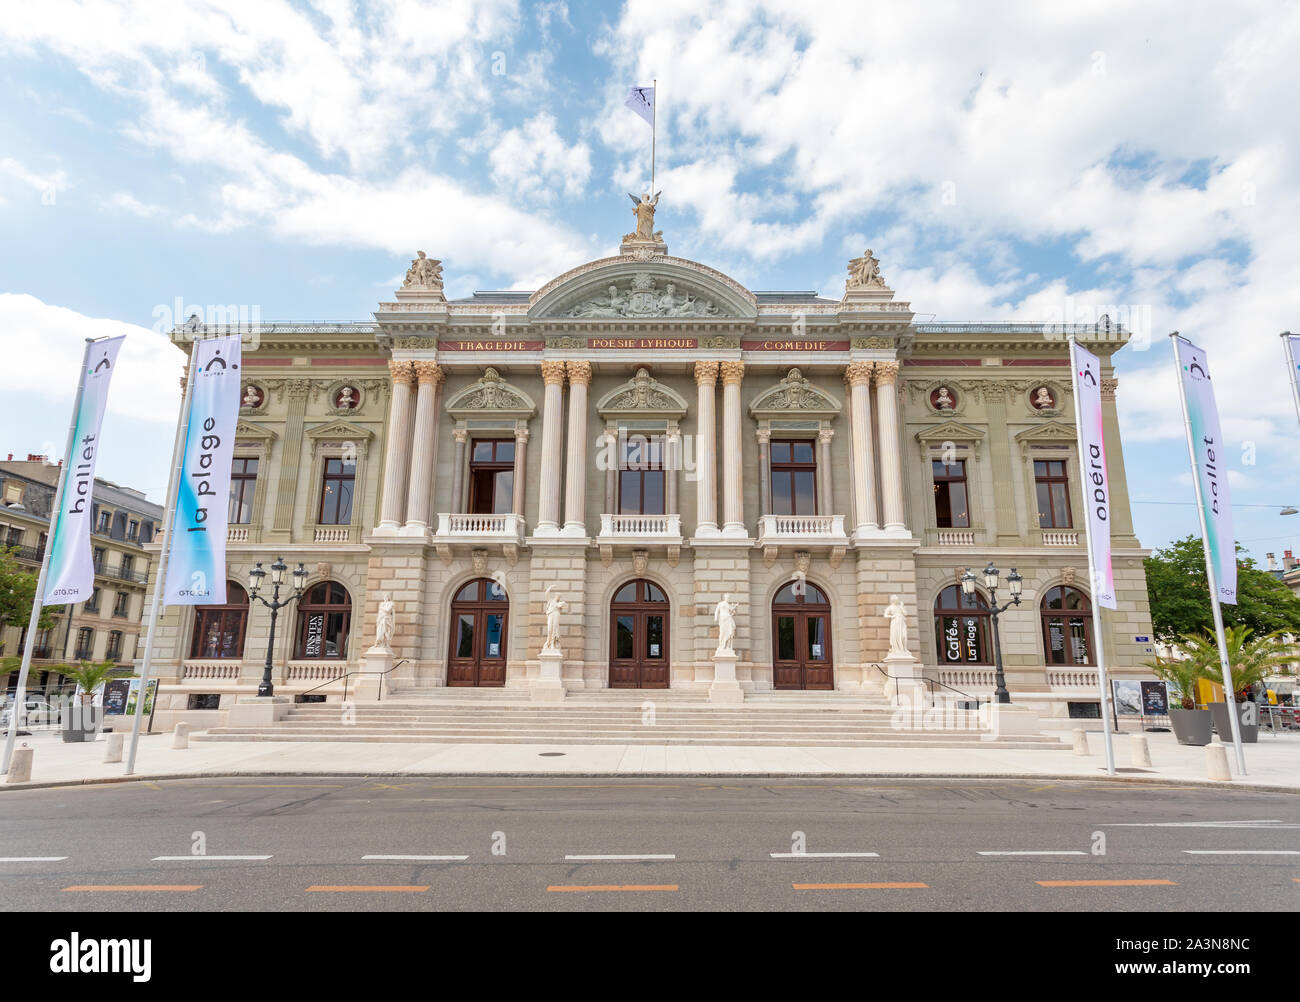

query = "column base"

[
  {"left": 559, "top": 522, "right": 589, "bottom": 538},
  {"left": 373, "top": 522, "right": 402, "bottom": 537},
  {"left": 694, "top": 522, "right": 721, "bottom": 539},
  {"left": 532, "top": 521, "right": 562, "bottom": 538},
  {"left": 397, "top": 523, "right": 429, "bottom": 538},
  {"left": 720, "top": 522, "right": 748, "bottom": 539}
]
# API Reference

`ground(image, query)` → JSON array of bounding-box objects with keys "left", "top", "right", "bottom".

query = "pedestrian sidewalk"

[{"left": 2, "top": 727, "right": 1297, "bottom": 791}]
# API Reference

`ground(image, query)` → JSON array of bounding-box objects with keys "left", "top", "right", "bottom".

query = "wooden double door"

[
  {"left": 446, "top": 578, "right": 508, "bottom": 687},
  {"left": 609, "top": 579, "right": 670, "bottom": 688},
  {"left": 772, "top": 580, "right": 833, "bottom": 690}
]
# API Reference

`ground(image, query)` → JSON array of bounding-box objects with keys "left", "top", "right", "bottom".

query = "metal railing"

[
  {"left": 871, "top": 663, "right": 989, "bottom": 708},
  {"left": 299, "top": 659, "right": 410, "bottom": 703}
]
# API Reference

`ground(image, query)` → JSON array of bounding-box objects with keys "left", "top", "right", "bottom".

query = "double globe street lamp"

[
  {"left": 961, "top": 562, "right": 1023, "bottom": 705},
  {"left": 248, "top": 556, "right": 307, "bottom": 698}
]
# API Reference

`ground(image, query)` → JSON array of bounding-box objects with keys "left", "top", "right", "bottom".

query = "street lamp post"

[
  {"left": 962, "top": 562, "right": 1023, "bottom": 705},
  {"left": 248, "top": 557, "right": 307, "bottom": 698}
]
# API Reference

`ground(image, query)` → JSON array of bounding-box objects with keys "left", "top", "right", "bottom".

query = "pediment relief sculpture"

[
  {"left": 596, "top": 367, "right": 688, "bottom": 419},
  {"left": 565, "top": 272, "right": 723, "bottom": 319},
  {"left": 750, "top": 368, "right": 841, "bottom": 420},
  {"left": 446, "top": 367, "right": 536, "bottom": 418}
]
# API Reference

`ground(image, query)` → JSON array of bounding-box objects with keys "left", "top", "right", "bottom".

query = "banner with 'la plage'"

[
  {"left": 43, "top": 336, "right": 126, "bottom": 605},
  {"left": 162, "top": 334, "right": 242, "bottom": 605}
]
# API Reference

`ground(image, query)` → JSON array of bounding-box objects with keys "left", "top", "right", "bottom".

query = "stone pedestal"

[
  {"left": 978, "top": 702, "right": 1043, "bottom": 740},
  {"left": 532, "top": 649, "right": 566, "bottom": 703},
  {"left": 226, "top": 696, "right": 292, "bottom": 727},
  {"left": 355, "top": 645, "right": 393, "bottom": 702},
  {"left": 882, "top": 652, "right": 925, "bottom": 704},
  {"left": 709, "top": 650, "right": 744, "bottom": 704}
]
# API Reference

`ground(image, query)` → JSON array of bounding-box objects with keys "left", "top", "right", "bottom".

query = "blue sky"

[{"left": 2, "top": 0, "right": 1300, "bottom": 562}]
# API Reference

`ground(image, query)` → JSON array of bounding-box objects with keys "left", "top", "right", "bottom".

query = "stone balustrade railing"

[
  {"left": 435, "top": 512, "right": 525, "bottom": 538},
  {"left": 936, "top": 529, "right": 975, "bottom": 546},
  {"left": 757, "top": 514, "right": 847, "bottom": 539},
  {"left": 936, "top": 666, "right": 996, "bottom": 689},
  {"left": 1047, "top": 668, "right": 1099, "bottom": 688},
  {"left": 598, "top": 513, "right": 682, "bottom": 537},
  {"left": 285, "top": 662, "right": 347, "bottom": 682},
  {"left": 182, "top": 660, "right": 242, "bottom": 680},
  {"left": 1042, "top": 530, "right": 1080, "bottom": 546}
]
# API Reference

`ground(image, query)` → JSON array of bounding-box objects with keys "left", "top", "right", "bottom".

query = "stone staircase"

[{"left": 194, "top": 690, "right": 1068, "bottom": 749}]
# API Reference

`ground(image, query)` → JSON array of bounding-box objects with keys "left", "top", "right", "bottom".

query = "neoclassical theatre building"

[{"left": 145, "top": 216, "right": 1155, "bottom": 725}]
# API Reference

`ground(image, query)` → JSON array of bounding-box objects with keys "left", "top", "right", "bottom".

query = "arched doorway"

[
  {"left": 933, "top": 585, "right": 992, "bottom": 665},
  {"left": 295, "top": 581, "right": 351, "bottom": 660},
  {"left": 447, "top": 578, "right": 508, "bottom": 687},
  {"left": 190, "top": 581, "right": 249, "bottom": 659},
  {"left": 609, "top": 579, "right": 669, "bottom": 688},
  {"left": 772, "top": 580, "right": 832, "bottom": 690},
  {"left": 1041, "top": 586, "right": 1094, "bottom": 666}
]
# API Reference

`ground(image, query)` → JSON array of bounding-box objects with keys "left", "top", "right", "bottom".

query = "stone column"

[
  {"left": 720, "top": 361, "right": 746, "bottom": 537},
  {"left": 563, "top": 360, "right": 592, "bottom": 535},
  {"left": 378, "top": 361, "right": 416, "bottom": 530},
  {"left": 403, "top": 361, "right": 443, "bottom": 531},
  {"left": 873, "top": 360, "right": 906, "bottom": 533},
  {"left": 757, "top": 428, "right": 772, "bottom": 517},
  {"left": 694, "top": 362, "right": 719, "bottom": 537},
  {"left": 846, "top": 361, "right": 878, "bottom": 534},
  {"left": 449, "top": 428, "right": 468, "bottom": 515},
  {"left": 1100, "top": 374, "right": 1138, "bottom": 545},
  {"left": 512, "top": 426, "right": 529, "bottom": 518},
  {"left": 665, "top": 427, "right": 680, "bottom": 517},
  {"left": 817, "top": 428, "right": 834, "bottom": 516},
  {"left": 271, "top": 379, "right": 310, "bottom": 536},
  {"left": 984, "top": 382, "right": 1020, "bottom": 546},
  {"left": 535, "top": 361, "right": 568, "bottom": 534},
  {"left": 604, "top": 428, "right": 618, "bottom": 514}
]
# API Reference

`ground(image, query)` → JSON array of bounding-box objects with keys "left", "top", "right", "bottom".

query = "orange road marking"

[
  {"left": 793, "top": 882, "right": 928, "bottom": 890},
  {"left": 63, "top": 885, "right": 201, "bottom": 892},
  {"left": 547, "top": 884, "right": 678, "bottom": 892},
  {"left": 306, "top": 885, "right": 429, "bottom": 892},
  {"left": 1036, "top": 879, "right": 1177, "bottom": 887}
]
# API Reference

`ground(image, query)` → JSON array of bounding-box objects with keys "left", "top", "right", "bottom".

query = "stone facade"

[{"left": 141, "top": 232, "right": 1154, "bottom": 723}]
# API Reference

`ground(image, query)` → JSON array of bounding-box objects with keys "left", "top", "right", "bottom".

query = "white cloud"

[
  {"left": 488, "top": 113, "right": 592, "bottom": 202},
  {"left": 0, "top": 157, "right": 67, "bottom": 196}
]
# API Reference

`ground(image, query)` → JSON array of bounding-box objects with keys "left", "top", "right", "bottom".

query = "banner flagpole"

[
  {"left": 2, "top": 339, "right": 98, "bottom": 774},
  {"left": 1067, "top": 332, "right": 1115, "bottom": 776},
  {"left": 1169, "top": 331, "right": 1246, "bottom": 774},
  {"left": 125, "top": 344, "right": 198, "bottom": 776},
  {"left": 1280, "top": 332, "right": 1300, "bottom": 429}
]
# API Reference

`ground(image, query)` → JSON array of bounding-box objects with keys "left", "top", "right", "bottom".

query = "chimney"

[
  {"left": 1268, "top": 552, "right": 1277, "bottom": 570},
  {"left": 1286, "top": 549, "right": 1297, "bottom": 570}
]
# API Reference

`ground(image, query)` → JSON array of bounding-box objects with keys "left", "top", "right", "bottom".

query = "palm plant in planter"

[
  {"left": 59, "top": 659, "right": 119, "bottom": 743},
  {"left": 1177, "top": 626, "right": 1294, "bottom": 744},
  {"left": 1144, "top": 653, "right": 1212, "bottom": 746}
]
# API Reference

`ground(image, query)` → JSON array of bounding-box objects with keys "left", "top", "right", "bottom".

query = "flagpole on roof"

[{"left": 651, "top": 78, "right": 657, "bottom": 194}]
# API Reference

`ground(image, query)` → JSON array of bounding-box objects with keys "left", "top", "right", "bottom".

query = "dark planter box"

[
  {"left": 1209, "top": 701, "right": 1258, "bottom": 744},
  {"left": 61, "top": 704, "right": 102, "bottom": 743},
  {"left": 1168, "top": 707, "right": 1212, "bottom": 746}
]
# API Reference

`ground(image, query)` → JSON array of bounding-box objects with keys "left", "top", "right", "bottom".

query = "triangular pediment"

[
  {"left": 750, "top": 369, "right": 841, "bottom": 420},
  {"left": 917, "top": 420, "right": 984, "bottom": 443},
  {"left": 597, "top": 368, "right": 688, "bottom": 419},
  {"left": 1015, "top": 419, "right": 1077, "bottom": 445},
  {"left": 305, "top": 419, "right": 374, "bottom": 441},
  {"left": 234, "top": 419, "right": 277, "bottom": 443},
  {"left": 445, "top": 367, "right": 536, "bottom": 419}
]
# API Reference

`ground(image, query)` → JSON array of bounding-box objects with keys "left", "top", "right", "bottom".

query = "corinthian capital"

[
  {"left": 541, "top": 360, "right": 568, "bottom": 385},
  {"left": 566, "top": 360, "right": 593, "bottom": 386},
  {"left": 412, "top": 360, "right": 443, "bottom": 385},
  {"left": 694, "top": 361, "right": 719, "bottom": 386},
  {"left": 720, "top": 361, "right": 745, "bottom": 385},
  {"left": 1100, "top": 377, "right": 1119, "bottom": 402},
  {"left": 845, "top": 361, "right": 875, "bottom": 386},
  {"left": 388, "top": 359, "right": 416, "bottom": 386},
  {"left": 873, "top": 360, "right": 900, "bottom": 386}
]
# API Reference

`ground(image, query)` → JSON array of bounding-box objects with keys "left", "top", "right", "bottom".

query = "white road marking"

[
  {"left": 151, "top": 855, "right": 272, "bottom": 861},
  {"left": 0, "top": 856, "right": 68, "bottom": 862},
  {"left": 1103, "top": 820, "right": 1298, "bottom": 828},
  {"left": 770, "top": 852, "right": 880, "bottom": 859},
  {"left": 978, "top": 850, "right": 1087, "bottom": 856},
  {"left": 565, "top": 854, "right": 676, "bottom": 861},
  {"left": 362, "top": 854, "right": 469, "bottom": 861},
  {"left": 1182, "top": 850, "right": 1300, "bottom": 855}
]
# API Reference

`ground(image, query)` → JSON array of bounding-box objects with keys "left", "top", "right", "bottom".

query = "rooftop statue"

[{"left": 402, "top": 251, "right": 443, "bottom": 290}]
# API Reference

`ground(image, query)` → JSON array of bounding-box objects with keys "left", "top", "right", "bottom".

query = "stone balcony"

[
  {"left": 596, "top": 513, "right": 684, "bottom": 564},
  {"left": 756, "top": 513, "right": 848, "bottom": 566},
  {"left": 433, "top": 511, "right": 525, "bottom": 563}
]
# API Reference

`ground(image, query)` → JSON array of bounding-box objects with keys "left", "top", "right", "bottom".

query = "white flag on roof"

[{"left": 625, "top": 85, "right": 654, "bottom": 127}]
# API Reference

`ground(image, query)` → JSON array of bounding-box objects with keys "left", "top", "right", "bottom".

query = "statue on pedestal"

[
  {"left": 714, "top": 594, "right": 739, "bottom": 655},
  {"left": 542, "top": 584, "right": 567, "bottom": 652},
  {"left": 402, "top": 251, "right": 443, "bottom": 290},
  {"left": 624, "top": 191, "right": 663, "bottom": 242},
  {"left": 847, "top": 248, "right": 888, "bottom": 289}
]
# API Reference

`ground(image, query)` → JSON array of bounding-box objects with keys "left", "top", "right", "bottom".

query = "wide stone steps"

[{"left": 194, "top": 702, "right": 1066, "bottom": 749}]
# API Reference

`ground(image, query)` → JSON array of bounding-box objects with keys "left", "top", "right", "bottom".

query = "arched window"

[
  {"left": 190, "top": 582, "right": 249, "bottom": 659},
  {"left": 934, "top": 585, "right": 992, "bottom": 665},
  {"left": 295, "top": 581, "right": 351, "bottom": 659},
  {"left": 1041, "top": 586, "right": 1093, "bottom": 666}
]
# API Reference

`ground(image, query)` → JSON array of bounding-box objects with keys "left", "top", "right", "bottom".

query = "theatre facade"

[{"left": 144, "top": 216, "right": 1155, "bottom": 724}]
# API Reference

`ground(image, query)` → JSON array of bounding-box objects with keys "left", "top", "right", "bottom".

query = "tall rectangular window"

[
  {"left": 113, "top": 591, "right": 129, "bottom": 618},
  {"left": 932, "top": 459, "right": 970, "bottom": 528},
  {"left": 229, "top": 457, "right": 259, "bottom": 524},
  {"left": 74, "top": 628, "right": 94, "bottom": 660},
  {"left": 1034, "top": 459, "right": 1073, "bottom": 529},
  {"left": 93, "top": 547, "right": 106, "bottom": 573},
  {"left": 618, "top": 434, "right": 664, "bottom": 515},
  {"left": 105, "top": 631, "right": 123, "bottom": 661},
  {"left": 770, "top": 440, "right": 817, "bottom": 516},
  {"left": 318, "top": 458, "right": 355, "bottom": 525},
  {"left": 127, "top": 519, "right": 139, "bottom": 541},
  {"left": 468, "top": 439, "right": 516, "bottom": 515}
]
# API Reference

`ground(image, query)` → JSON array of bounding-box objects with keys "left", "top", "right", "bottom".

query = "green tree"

[
  {"left": 0, "top": 547, "right": 59, "bottom": 654},
  {"left": 1177, "top": 626, "right": 1295, "bottom": 702},
  {"left": 1143, "top": 535, "right": 1300, "bottom": 643}
]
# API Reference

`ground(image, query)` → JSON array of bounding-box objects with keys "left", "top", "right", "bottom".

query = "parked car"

[{"left": 0, "top": 698, "right": 59, "bottom": 728}]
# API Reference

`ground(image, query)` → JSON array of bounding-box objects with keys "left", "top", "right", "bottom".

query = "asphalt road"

[{"left": 0, "top": 777, "right": 1296, "bottom": 911}]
